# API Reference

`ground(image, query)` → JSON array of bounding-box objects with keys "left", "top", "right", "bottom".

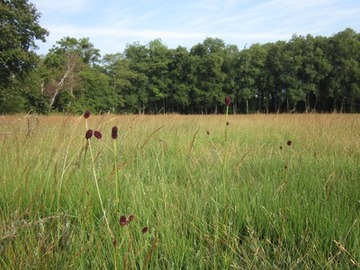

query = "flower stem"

[
  {"left": 88, "top": 134, "right": 115, "bottom": 240},
  {"left": 113, "top": 139, "right": 119, "bottom": 210},
  {"left": 223, "top": 105, "right": 230, "bottom": 206}
]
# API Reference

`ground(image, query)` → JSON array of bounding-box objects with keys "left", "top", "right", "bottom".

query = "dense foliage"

[
  {"left": 1, "top": 0, "right": 360, "bottom": 114},
  {"left": 0, "top": 0, "right": 48, "bottom": 113}
]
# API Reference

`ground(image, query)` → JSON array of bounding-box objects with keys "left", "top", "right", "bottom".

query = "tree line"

[{"left": 1, "top": 1, "right": 360, "bottom": 114}]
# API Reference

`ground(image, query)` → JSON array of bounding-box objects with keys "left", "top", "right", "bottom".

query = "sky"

[{"left": 31, "top": 0, "right": 360, "bottom": 56}]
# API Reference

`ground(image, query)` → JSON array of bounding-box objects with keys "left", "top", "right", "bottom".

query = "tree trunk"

[
  {"left": 49, "top": 62, "right": 76, "bottom": 107},
  {"left": 340, "top": 97, "right": 345, "bottom": 113},
  {"left": 49, "top": 70, "right": 70, "bottom": 107}
]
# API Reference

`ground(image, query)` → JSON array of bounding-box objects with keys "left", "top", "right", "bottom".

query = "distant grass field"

[{"left": 0, "top": 113, "right": 359, "bottom": 269}]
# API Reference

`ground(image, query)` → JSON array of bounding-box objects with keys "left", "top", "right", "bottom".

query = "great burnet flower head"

[
  {"left": 225, "top": 96, "right": 231, "bottom": 106},
  {"left": 85, "top": 129, "right": 93, "bottom": 139},
  {"left": 119, "top": 215, "right": 127, "bottom": 227},
  {"left": 142, "top": 226, "right": 149, "bottom": 234},
  {"left": 94, "top": 130, "right": 102, "bottom": 140},
  {"left": 119, "top": 214, "right": 135, "bottom": 227},
  {"left": 111, "top": 126, "right": 118, "bottom": 139},
  {"left": 84, "top": 110, "right": 91, "bottom": 119}
]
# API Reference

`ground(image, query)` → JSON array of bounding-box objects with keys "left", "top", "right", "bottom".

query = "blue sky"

[{"left": 31, "top": 0, "right": 360, "bottom": 55}]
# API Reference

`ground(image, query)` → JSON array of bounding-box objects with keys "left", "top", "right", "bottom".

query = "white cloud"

[
  {"left": 32, "top": 0, "right": 92, "bottom": 13},
  {"left": 33, "top": 0, "right": 360, "bottom": 55}
]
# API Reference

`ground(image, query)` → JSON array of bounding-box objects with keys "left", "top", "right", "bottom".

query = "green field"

[{"left": 0, "top": 113, "right": 359, "bottom": 269}]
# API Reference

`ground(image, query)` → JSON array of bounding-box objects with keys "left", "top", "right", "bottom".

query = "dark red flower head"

[
  {"left": 225, "top": 96, "right": 231, "bottom": 106},
  {"left": 142, "top": 226, "right": 149, "bottom": 234},
  {"left": 111, "top": 126, "right": 118, "bottom": 139},
  {"left": 128, "top": 214, "right": 134, "bottom": 222},
  {"left": 119, "top": 215, "right": 127, "bottom": 227},
  {"left": 94, "top": 130, "right": 102, "bottom": 140},
  {"left": 85, "top": 129, "right": 93, "bottom": 139},
  {"left": 287, "top": 140, "right": 292, "bottom": 146},
  {"left": 84, "top": 110, "right": 91, "bottom": 119}
]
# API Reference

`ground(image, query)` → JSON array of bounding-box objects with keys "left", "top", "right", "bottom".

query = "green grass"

[{"left": 0, "top": 114, "right": 359, "bottom": 269}]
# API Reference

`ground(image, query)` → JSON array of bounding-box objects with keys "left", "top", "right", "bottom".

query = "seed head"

[
  {"left": 119, "top": 215, "right": 127, "bottom": 227},
  {"left": 111, "top": 126, "right": 118, "bottom": 139},
  {"left": 94, "top": 130, "right": 102, "bottom": 140},
  {"left": 142, "top": 226, "right": 149, "bottom": 234},
  {"left": 128, "top": 214, "right": 135, "bottom": 222},
  {"left": 226, "top": 121, "right": 230, "bottom": 126},
  {"left": 85, "top": 129, "right": 93, "bottom": 139},
  {"left": 225, "top": 96, "right": 231, "bottom": 106},
  {"left": 287, "top": 140, "right": 292, "bottom": 146},
  {"left": 84, "top": 110, "right": 91, "bottom": 119}
]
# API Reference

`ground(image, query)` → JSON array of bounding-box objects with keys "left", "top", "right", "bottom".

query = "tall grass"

[{"left": 0, "top": 113, "right": 359, "bottom": 269}]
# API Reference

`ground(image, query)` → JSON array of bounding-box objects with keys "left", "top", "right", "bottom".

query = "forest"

[{"left": 1, "top": 0, "right": 360, "bottom": 114}]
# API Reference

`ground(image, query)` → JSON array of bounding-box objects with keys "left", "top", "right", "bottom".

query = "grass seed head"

[{"left": 112, "top": 239, "right": 117, "bottom": 247}]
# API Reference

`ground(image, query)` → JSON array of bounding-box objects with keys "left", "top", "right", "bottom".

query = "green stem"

[
  {"left": 88, "top": 136, "right": 115, "bottom": 240},
  {"left": 113, "top": 139, "right": 119, "bottom": 210},
  {"left": 222, "top": 105, "right": 229, "bottom": 206}
]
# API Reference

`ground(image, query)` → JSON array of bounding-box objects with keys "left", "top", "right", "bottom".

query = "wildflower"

[
  {"left": 85, "top": 129, "right": 93, "bottom": 139},
  {"left": 84, "top": 110, "right": 91, "bottom": 119},
  {"left": 225, "top": 96, "right": 231, "bottom": 106},
  {"left": 112, "top": 239, "right": 117, "bottom": 247},
  {"left": 206, "top": 130, "right": 210, "bottom": 135},
  {"left": 226, "top": 121, "right": 230, "bottom": 126},
  {"left": 287, "top": 140, "right": 292, "bottom": 146},
  {"left": 128, "top": 214, "right": 135, "bottom": 222},
  {"left": 111, "top": 126, "right": 118, "bottom": 139},
  {"left": 142, "top": 226, "right": 149, "bottom": 234},
  {"left": 119, "top": 215, "right": 127, "bottom": 227},
  {"left": 94, "top": 130, "right": 102, "bottom": 140}
]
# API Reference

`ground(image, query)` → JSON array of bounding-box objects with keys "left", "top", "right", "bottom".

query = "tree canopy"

[
  {"left": 0, "top": 0, "right": 48, "bottom": 113},
  {"left": 0, "top": 0, "right": 48, "bottom": 85},
  {"left": 1, "top": 1, "right": 360, "bottom": 114}
]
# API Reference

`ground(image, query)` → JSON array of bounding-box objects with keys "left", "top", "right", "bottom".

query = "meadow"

[{"left": 0, "top": 113, "right": 359, "bottom": 269}]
